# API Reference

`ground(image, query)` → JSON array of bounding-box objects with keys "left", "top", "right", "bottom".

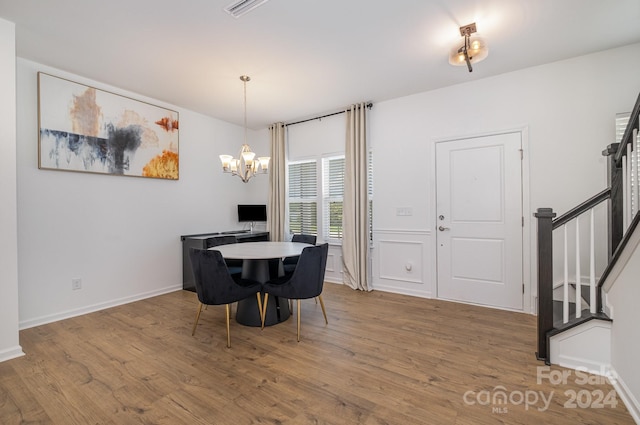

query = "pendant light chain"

[{"left": 243, "top": 75, "right": 248, "bottom": 145}]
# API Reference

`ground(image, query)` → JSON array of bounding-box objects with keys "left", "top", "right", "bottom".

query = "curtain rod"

[{"left": 284, "top": 102, "right": 373, "bottom": 127}]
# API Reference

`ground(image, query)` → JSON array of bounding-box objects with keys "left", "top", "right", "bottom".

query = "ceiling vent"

[{"left": 224, "top": 0, "right": 270, "bottom": 18}]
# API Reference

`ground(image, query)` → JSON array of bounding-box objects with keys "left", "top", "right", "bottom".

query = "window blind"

[
  {"left": 288, "top": 160, "right": 318, "bottom": 235},
  {"left": 616, "top": 112, "right": 630, "bottom": 144},
  {"left": 616, "top": 112, "right": 634, "bottom": 213},
  {"left": 323, "top": 156, "right": 345, "bottom": 241}
]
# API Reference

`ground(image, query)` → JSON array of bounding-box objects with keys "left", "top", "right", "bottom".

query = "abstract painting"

[{"left": 38, "top": 72, "right": 179, "bottom": 180}]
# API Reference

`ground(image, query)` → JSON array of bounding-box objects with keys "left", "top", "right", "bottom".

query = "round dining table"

[{"left": 212, "top": 241, "right": 312, "bottom": 326}]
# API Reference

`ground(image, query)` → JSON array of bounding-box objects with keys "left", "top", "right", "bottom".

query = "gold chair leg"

[
  {"left": 318, "top": 295, "right": 328, "bottom": 324},
  {"left": 256, "top": 293, "right": 264, "bottom": 329},
  {"left": 261, "top": 293, "right": 269, "bottom": 329},
  {"left": 192, "top": 302, "right": 204, "bottom": 336},
  {"left": 225, "top": 304, "right": 231, "bottom": 348},
  {"left": 297, "top": 299, "right": 301, "bottom": 342}
]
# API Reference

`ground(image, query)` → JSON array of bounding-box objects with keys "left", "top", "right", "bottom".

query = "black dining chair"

[
  {"left": 189, "top": 248, "right": 263, "bottom": 347},
  {"left": 282, "top": 233, "right": 317, "bottom": 274},
  {"left": 261, "top": 243, "right": 329, "bottom": 341},
  {"left": 282, "top": 234, "right": 319, "bottom": 310},
  {"left": 205, "top": 235, "right": 242, "bottom": 276}
]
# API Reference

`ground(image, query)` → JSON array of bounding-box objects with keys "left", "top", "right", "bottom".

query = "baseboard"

[
  {"left": 371, "top": 283, "right": 432, "bottom": 299},
  {"left": 325, "top": 278, "right": 419, "bottom": 297},
  {"left": 0, "top": 345, "right": 25, "bottom": 363},
  {"left": 19, "top": 284, "right": 182, "bottom": 330},
  {"left": 324, "top": 277, "right": 344, "bottom": 285},
  {"left": 610, "top": 366, "right": 640, "bottom": 424},
  {"left": 553, "top": 354, "right": 611, "bottom": 376}
]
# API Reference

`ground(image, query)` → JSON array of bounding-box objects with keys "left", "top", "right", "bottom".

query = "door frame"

[{"left": 431, "top": 127, "right": 533, "bottom": 314}]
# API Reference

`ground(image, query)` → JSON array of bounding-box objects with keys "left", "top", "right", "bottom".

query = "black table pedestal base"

[{"left": 236, "top": 294, "right": 290, "bottom": 327}]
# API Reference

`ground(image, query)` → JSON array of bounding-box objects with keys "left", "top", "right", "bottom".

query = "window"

[
  {"left": 323, "top": 156, "right": 345, "bottom": 241},
  {"left": 288, "top": 160, "right": 317, "bottom": 235},
  {"left": 287, "top": 152, "right": 373, "bottom": 243},
  {"left": 616, "top": 112, "right": 630, "bottom": 144},
  {"left": 616, "top": 112, "right": 635, "bottom": 214}
]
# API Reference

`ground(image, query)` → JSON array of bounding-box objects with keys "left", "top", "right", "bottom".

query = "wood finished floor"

[{"left": 0, "top": 283, "right": 633, "bottom": 424}]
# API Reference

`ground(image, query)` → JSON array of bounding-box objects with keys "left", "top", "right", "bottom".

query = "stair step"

[
  {"left": 549, "top": 309, "right": 612, "bottom": 338},
  {"left": 552, "top": 300, "right": 592, "bottom": 328},
  {"left": 570, "top": 283, "right": 592, "bottom": 305}
]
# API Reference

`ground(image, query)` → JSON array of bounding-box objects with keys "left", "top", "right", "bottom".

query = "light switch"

[{"left": 396, "top": 207, "right": 413, "bottom": 216}]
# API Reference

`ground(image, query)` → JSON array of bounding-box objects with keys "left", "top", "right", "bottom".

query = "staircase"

[{"left": 535, "top": 91, "right": 640, "bottom": 375}]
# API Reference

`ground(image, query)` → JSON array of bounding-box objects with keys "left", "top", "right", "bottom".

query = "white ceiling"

[{"left": 1, "top": 0, "right": 640, "bottom": 129}]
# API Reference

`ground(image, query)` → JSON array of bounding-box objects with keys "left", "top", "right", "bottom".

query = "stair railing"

[
  {"left": 553, "top": 190, "right": 610, "bottom": 321},
  {"left": 534, "top": 189, "right": 609, "bottom": 362},
  {"left": 608, "top": 91, "right": 640, "bottom": 257},
  {"left": 597, "top": 97, "right": 640, "bottom": 294}
]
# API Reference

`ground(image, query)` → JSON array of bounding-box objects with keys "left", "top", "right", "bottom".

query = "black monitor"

[{"left": 237, "top": 204, "right": 267, "bottom": 222}]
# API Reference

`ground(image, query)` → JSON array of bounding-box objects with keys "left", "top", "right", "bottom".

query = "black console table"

[{"left": 180, "top": 230, "right": 269, "bottom": 292}]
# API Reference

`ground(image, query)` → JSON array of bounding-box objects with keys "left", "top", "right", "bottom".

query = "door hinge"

[
  {"left": 522, "top": 216, "right": 524, "bottom": 227},
  {"left": 519, "top": 148, "right": 523, "bottom": 160},
  {"left": 523, "top": 283, "right": 525, "bottom": 294}
]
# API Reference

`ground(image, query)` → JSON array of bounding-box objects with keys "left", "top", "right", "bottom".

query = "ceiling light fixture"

[
  {"left": 219, "top": 76, "right": 270, "bottom": 183},
  {"left": 448, "top": 22, "right": 488, "bottom": 72},
  {"left": 224, "top": 0, "right": 270, "bottom": 19}
]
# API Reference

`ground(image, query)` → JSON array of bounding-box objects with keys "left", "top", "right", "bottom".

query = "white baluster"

[
  {"left": 629, "top": 128, "right": 640, "bottom": 222},
  {"left": 628, "top": 143, "right": 633, "bottom": 228},
  {"left": 632, "top": 133, "right": 636, "bottom": 217},
  {"left": 563, "top": 224, "right": 569, "bottom": 324},
  {"left": 590, "top": 208, "right": 596, "bottom": 314},
  {"left": 575, "top": 217, "right": 581, "bottom": 319},
  {"left": 623, "top": 150, "right": 629, "bottom": 230}
]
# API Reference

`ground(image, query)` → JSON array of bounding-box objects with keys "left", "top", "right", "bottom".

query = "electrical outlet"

[{"left": 71, "top": 278, "right": 82, "bottom": 290}]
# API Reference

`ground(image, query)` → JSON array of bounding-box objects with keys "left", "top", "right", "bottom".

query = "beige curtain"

[
  {"left": 342, "top": 103, "right": 371, "bottom": 291},
  {"left": 268, "top": 122, "right": 286, "bottom": 241}
]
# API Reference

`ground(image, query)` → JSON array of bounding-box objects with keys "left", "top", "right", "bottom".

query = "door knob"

[{"left": 438, "top": 226, "right": 450, "bottom": 231}]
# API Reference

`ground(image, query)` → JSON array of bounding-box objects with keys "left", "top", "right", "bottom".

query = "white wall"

[
  {"left": 607, "top": 242, "right": 640, "bottom": 422},
  {"left": 287, "top": 113, "right": 345, "bottom": 158},
  {"left": 0, "top": 18, "right": 23, "bottom": 361},
  {"left": 370, "top": 43, "right": 640, "bottom": 311},
  {"left": 16, "top": 59, "right": 268, "bottom": 328}
]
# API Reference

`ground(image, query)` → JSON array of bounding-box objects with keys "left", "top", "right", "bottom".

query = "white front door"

[{"left": 436, "top": 132, "right": 523, "bottom": 310}]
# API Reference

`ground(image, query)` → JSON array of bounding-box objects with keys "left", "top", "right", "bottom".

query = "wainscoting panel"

[
  {"left": 324, "top": 245, "right": 344, "bottom": 284},
  {"left": 372, "top": 230, "right": 433, "bottom": 298},
  {"left": 378, "top": 240, "right": 423, "bottom": 283}
]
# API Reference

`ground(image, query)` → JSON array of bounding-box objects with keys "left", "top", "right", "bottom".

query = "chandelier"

[
  {"left": 219, "top": 75, "right": 270, "bottom": 183},
  {"left": 448, "top": 22, "right": 488, "bottom": 72}
]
